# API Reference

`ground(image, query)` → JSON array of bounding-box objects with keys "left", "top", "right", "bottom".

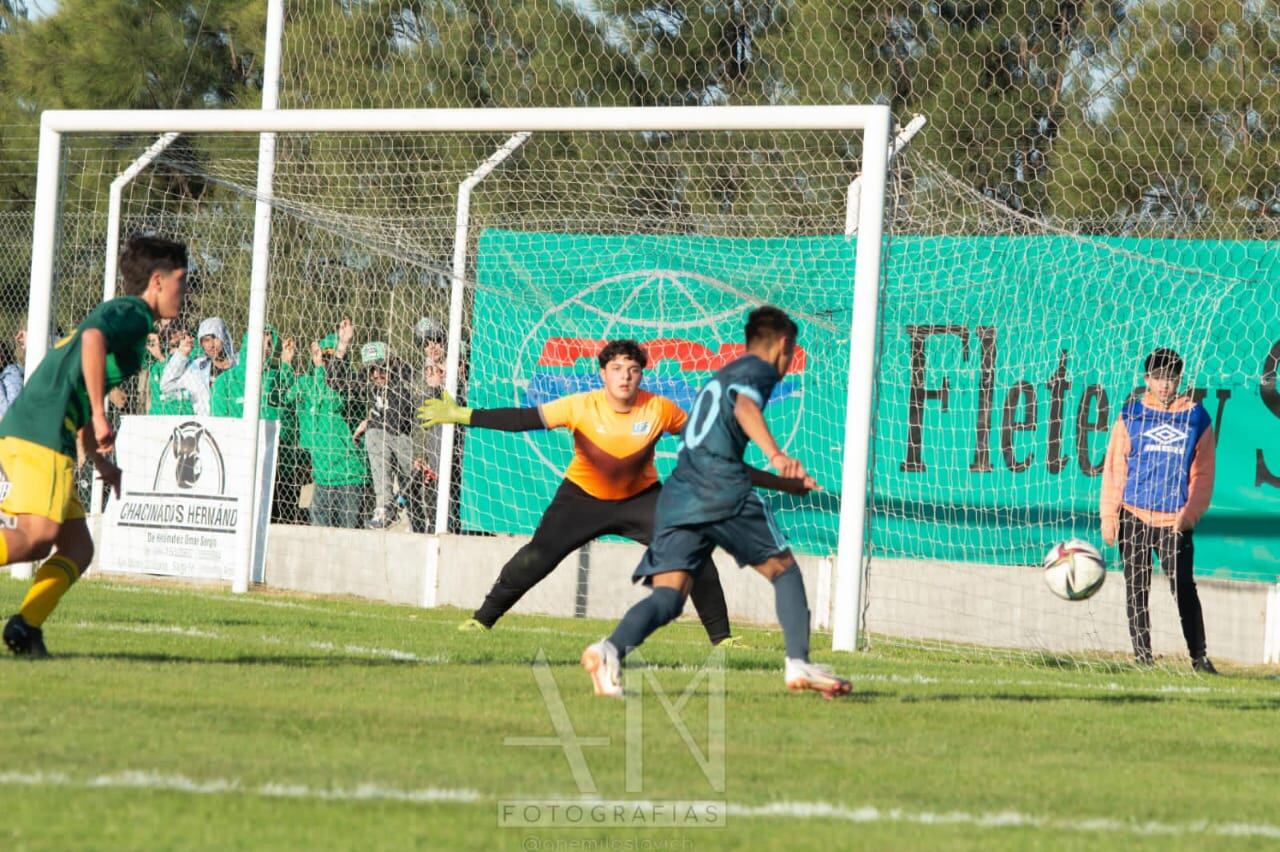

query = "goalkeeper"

[{"left": 419, "top": 339, "right": 799, "bottom": 644}]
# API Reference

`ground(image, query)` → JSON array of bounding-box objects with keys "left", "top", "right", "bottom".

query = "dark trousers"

[
  {"left": 473, "top": 480, "right": 732, "bottom": 643},
  {"left": 309, "top": 483, "right": 366, "bottom": 529},
  {"left": 273, "top": 446, "right": 310, "bottom": 525},
  {"left": 1118, "top": 508, "right": 1206, "bottom": 661}
]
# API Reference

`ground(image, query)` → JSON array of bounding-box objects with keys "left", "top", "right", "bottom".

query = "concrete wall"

[
  {"left": 863, "top": 557, "right": 1269, "bottom": 664},
  {"left": 265, "top": 524, "right": 427, "bottom": 606},
  {"left": 261, "top": 525, "right": 1277, "bottom": 664}
]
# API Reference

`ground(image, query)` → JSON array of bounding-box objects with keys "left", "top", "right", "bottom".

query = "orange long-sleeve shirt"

[{"left": 1100, "top": 392, "right": 1215, "bottom": 539}]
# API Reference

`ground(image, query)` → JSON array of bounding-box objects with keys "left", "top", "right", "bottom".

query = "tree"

[{"left": 1049, "top": 0, "right": 1280, "bottom": 236}]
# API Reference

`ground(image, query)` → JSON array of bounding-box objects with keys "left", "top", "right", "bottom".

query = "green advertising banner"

[
  {"left": 461, "top": 229, "right": 855, "bottom": 556},
  {"left": 464, "top": 230, "right": 1280, "bottom": 583}
]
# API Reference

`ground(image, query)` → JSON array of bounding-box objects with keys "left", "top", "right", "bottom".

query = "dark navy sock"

[
  {"left": 772, "top": 563, "right": 811, "bottom": 661},
  {"left": 608, "top": 586, "right": 686, "bottom": 659}
]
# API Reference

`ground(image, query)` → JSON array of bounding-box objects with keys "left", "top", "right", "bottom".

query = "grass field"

[{"left": 2, "top": 575, "right": 1279, "bottom": 851}]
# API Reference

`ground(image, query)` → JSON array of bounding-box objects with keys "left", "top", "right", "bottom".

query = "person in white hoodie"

[
  {"left": 160, "top": 316, "right": 237, "bottom": 416},
  {"left": 0, "top": 339, "right": 23, "bottom": 422}
]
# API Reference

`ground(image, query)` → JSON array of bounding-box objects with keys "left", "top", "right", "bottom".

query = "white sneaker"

[
  {"left": 581, "top": 639, "right": 623, "bottom": 699},
  {"left": 784, "top": 658, "right": 852, "bottom": 699}
]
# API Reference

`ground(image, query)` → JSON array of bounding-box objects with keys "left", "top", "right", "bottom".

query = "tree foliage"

[{"left": 0, "top": 0, "right": 1275, "bottom": 236}]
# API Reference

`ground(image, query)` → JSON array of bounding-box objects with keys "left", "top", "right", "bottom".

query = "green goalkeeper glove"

[{"left": 418, "top": 390, "right": 472, "bottom": 429}]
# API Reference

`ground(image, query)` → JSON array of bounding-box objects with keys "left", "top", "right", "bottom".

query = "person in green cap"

[
  {"left": 346, "top": 338, "right": 433, "bottom": 531},
  {"left": 283, "top": 319, "right": 370, "bottom": 528}
]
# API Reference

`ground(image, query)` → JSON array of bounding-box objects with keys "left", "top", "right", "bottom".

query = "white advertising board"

[{"left": 100, "top": 416, "right": 278, "bottom": 583}]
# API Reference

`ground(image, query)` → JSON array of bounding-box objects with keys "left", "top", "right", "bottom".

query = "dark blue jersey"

[{"left": 656, "top": 353, "right": 781, "bottom": 526}]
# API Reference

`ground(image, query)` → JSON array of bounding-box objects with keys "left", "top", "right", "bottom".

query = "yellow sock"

[
  {"left": 19, "top": 556, "right": 80, "bottom": 628},
  {"left": 0, "top": 532, "right": 7, "bottom": 565}
]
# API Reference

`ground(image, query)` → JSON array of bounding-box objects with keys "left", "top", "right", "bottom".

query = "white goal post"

[{"left": 25, "top": 105, "right": 893, "bottom": 652}]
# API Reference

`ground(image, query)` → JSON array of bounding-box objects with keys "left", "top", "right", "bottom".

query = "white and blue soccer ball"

[{"left": 1042, "top": 539, "right": 1107, "bottom": 601}]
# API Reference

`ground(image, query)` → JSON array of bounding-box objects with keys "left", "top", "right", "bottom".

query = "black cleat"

[
  {"left": 1192, "top": 656, "right": 1219, "bottom": 675},
  {"left": 3, "top": 614, "right": 49, "bottom": 659}
]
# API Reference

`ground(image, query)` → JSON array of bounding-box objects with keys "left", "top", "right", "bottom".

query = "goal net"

[
  {"left": 30, "top": 107, "right": 885, "bottom": 636},
  {"left": 866, "top": 146, "right": 1275, "bottom": 669}
]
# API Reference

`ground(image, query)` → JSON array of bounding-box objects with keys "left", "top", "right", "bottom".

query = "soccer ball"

[{"left": 1042, "top": 539, "right": 1107, "bottom": 601}]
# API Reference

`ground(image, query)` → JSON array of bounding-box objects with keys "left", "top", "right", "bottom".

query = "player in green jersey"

[{"left": 1, "top": 234, "right": 188, "bottom": 657}]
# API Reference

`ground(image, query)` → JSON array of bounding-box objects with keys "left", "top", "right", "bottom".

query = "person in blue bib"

[{"left": 1101, "top": 348, "right": 1216, "bottom": 673}]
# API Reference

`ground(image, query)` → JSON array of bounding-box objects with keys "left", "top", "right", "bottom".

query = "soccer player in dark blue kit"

[{"left": 582, "top": 306, "right": 852, "bottom": 699}]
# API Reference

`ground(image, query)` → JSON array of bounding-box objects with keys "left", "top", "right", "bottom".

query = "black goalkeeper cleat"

[
  {"left": 3, "top": 614, "right": 49, "bottom": 659},
  {"left": 1192, "top": 656, "right": 1219, "bottom": 675}
]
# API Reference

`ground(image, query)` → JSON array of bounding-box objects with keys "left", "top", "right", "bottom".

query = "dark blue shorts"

[{"left": 632, "top": 493, "right": 789, "bottom": 582}]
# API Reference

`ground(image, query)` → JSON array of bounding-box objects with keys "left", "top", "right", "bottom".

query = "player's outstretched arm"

[
  {"left": 747, "top": 466, "right": 819, "bottom": 495},
  {"left": 417, "top": 390, "right": 545, "bottom": 433},
  {"left": 733, "top": 392, "right": 807, "bottom": 480}
]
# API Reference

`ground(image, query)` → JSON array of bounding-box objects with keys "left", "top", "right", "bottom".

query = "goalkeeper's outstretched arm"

[{"left": 418, "top": 390, "right": 546, "bottom": 432}]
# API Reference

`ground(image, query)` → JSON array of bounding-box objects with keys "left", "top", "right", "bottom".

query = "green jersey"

[
  {"left": 146, "top": 355, "right": 195, "bottom": 416},
  {"left": 0, "top": 296, "right": 154, "bottom": 456}
]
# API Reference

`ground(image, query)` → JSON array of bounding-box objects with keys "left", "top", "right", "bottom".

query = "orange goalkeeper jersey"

[{"left": 539, "top": 389, "right": 687, "bottom": 500}]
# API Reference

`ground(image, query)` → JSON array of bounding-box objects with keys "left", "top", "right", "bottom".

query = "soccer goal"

[
  {"left": 24, "top": 106, "right": 1276, "bottom": 669},
  {"left": 23, "top": 105, "right": 892, "bottom": 652}
]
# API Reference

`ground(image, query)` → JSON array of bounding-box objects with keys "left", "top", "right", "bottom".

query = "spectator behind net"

[
  {"left": 161, "top": 316, "right": 236, "bottom": 416},
  {"left": 349, "top": 339, "right": 430, "bottom": 530},
  {"left": 143, "top": 324, "right": 195, "bottom": 415},
  {"left": 0, "top": 339, "right": 22, "bottom": 422},
  {"left": 284, "top": 320, "right": 370, "bottom": 529}
]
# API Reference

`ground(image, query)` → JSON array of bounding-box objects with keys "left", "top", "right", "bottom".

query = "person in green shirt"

[
  {"left": 283, "top": 320, "right": 370, "bottom": 528},
  {"left": 144, "top": 325, "right": 195, "bottom": 416},
  {"left": 210, "top": 325, "right": 309, "bottom": 524},
  {"left": 210, "top": 325, "right": 295, "bottom": 431},
  {"left": 2, "top": 235, "right": 188, "bottom": 657}
]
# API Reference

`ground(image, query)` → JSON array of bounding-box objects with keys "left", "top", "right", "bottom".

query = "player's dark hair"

[
  {"left": 598, "top": 339, "right": 648, "bottom": 369},
  {"left": 744, "top": 305, "right": 798, "bottom": 346},
  {"left": 1144, "top": 347, "right": 1184, "bottom": 377},
  {"left": 0, "top": 340, "right": 12, "bottom": 367},
  {"left": 119, "top": 234, "right": 188, "bottom": 296}
]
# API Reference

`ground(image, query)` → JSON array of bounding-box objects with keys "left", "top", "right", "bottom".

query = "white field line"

[
  {"left": 629, "top": 664, "right": 1239, "bottom": 698},
  {"left": 842, "top": 671, "right": 1234, "bottom": 697},
  {"left": 82, "top": 584, "right": 1254, "bottom": 698},
  {"left": 727, "top": 801, "right": 1280, "bottom": 839},
  {"left": 69, "top": 621, "right": 221, "bottom": 639},
  {"left": 0, "top": 771, "right": 479, "bottom": 804},
  {"left": 0, "top": 770, "right": 1277, "bottom": 839},
  {"left": 65, "top": 621, "right": 445, "bottom": 664},
  {"left": 69, "top": 618, "right": 1230, "bottom": 697},
  {"left": 256, "top": 635, "right": 447, "bottom": 663}
]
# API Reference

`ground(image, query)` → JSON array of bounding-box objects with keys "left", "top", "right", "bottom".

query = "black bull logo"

[{"left": 171, "top": 423, "right": 205, "bottom": 489}]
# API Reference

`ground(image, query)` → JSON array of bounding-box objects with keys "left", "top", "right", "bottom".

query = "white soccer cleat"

[
  {"left": 581, "top": 639, "right": 623, "bottom": 699},
  {"left": 784, "top": 658, "right": 852, "bottom": 700}
]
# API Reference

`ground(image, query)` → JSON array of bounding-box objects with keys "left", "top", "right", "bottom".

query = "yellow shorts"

[{"left": 0, "top": 436, "right": 85, "bottom": 524}]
